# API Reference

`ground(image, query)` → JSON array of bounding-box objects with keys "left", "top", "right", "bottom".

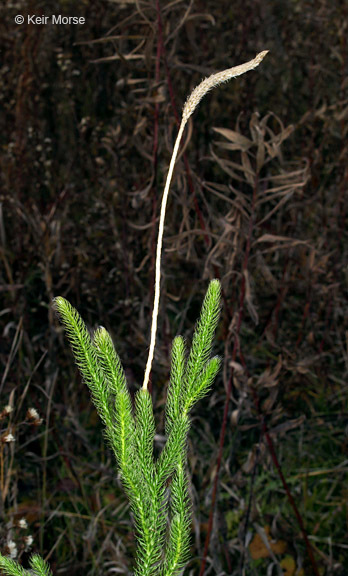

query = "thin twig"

[{"left": 142, "top": 51, "right": 268, "bottom": 391}]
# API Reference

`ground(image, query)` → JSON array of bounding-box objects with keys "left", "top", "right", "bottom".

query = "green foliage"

[
  {"left": 0, "top": 554, "right": 52, "bottom": 576},
  {"left": 28, "top": 556, "right": 53, "bottom": 576},
  {"left": 0, "top": 280, "right": 221, "bottom": 575},
  {"left": 183, "top": 279, "right": 222, "bottom": 411},
  {"left": 162, "top": 457, "right": 191, "bottom": 576},
  {"left": 0, "top": 556, "right": 28, "bottom": 576}
]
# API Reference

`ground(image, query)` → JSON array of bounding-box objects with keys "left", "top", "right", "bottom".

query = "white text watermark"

[{"left": 15, "top": 15, "right": 85, "bottom": 25}]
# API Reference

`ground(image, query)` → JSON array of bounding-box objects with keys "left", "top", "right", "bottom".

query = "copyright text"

[{"left": 15, "top": 15, "right": 86, "bottom": 25}]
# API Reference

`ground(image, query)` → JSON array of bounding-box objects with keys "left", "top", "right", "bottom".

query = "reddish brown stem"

[
  {"left": 249, "top": 384, "right": 320, "bottom": 576},
  {"left": 261, "top": 257, "right": 289, "bottom": 340}
]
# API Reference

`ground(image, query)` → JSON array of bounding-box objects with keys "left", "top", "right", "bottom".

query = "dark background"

[{"left": 0, "top": 0, "right": 347, "bottom": 574}]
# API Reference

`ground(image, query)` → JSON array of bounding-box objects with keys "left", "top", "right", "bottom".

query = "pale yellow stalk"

[{"left": 142, "top": 50, "right": 268, "bottom": 391}]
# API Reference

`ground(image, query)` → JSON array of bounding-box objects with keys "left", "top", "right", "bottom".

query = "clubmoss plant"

[{"left": 0, "top": 51, "right": 267, "bottom": 575}]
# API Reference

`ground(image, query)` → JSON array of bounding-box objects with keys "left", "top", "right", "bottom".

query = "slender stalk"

[
  {"left": 156, "top": 20, "right": 233, "bottom": 324},
  {"left": 142, "top": 51, "right": 268, "bottom": 391},
  {"left": 143, "top": 119, "right": 186, "bottom": 391}
]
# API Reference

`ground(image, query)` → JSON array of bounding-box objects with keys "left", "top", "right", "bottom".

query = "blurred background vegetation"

[{"left": 0, "top": 0, "right": 347, "bottom": 574}]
